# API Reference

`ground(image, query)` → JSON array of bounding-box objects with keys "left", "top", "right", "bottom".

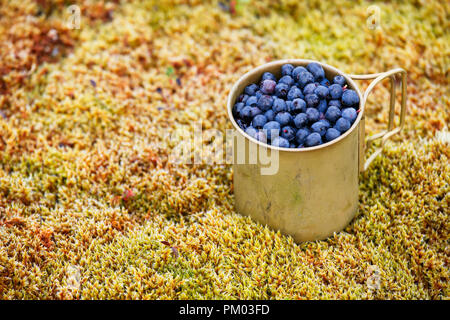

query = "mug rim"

[{"left": 226, "top": 59, "right": 364, "bottom": 152}]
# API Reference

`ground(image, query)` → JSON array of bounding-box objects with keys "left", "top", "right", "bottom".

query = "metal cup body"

[{"left": 227, "top": 59, "right": 364, "bottom": 242}]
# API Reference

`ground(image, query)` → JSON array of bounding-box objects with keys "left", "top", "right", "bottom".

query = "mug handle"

[{"left": 349, "top": 68, "right": 407, "bottom": 172}]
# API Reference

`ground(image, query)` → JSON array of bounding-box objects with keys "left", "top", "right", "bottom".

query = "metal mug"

[{"left": 227, "top": 59, "right": 407, "bottom": 242}]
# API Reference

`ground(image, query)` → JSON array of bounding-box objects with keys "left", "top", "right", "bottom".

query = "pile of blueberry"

[{"left": 232, "top": 63, "right": 360, "bottom": 148}]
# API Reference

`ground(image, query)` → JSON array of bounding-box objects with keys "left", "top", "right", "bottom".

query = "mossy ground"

[{"left": 0, "top": 0, "right": 448, "bottom": 299}]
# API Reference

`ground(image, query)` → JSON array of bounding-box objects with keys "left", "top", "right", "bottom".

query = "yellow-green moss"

[{"left": 0, "top": 0, "right": 448, "bottom": 299}]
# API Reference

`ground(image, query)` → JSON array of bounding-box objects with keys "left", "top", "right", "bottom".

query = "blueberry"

[
  {"left": 333, "top": 75, "right": 346, "bottom": 86},
  {"left": 317, "top": 99, "right": 328, "bottom": 113},
  {"left": 263, "top": 121, "right": 281, "bottom": 140},
  {"left": 286, "top": 101, "right": 293, "bottom": 112},
  {"left": 334, "top": 117, "right": 351, "bottom": 133},
  {"left": 292, "top": 66, "right": 308, "bottom": 82},
  {"left": 305, "top": 94, "right": 319, "bottom": 108},
  {"left": 341, "top": 108, "right": 357, "bottom": 123},
  {"left": 257, "top": 95, "right": 273, "bottom": 111},
  {"left": 261, "top": 72, "right": 277, "bottom": 82},
  {"left": 272, "top": 98, "right": 287, "bottom": 112},
  {"left": 328, "top": 99, "right": 341, "bottom": 108},
  {"left": 275, "top": 112, "right": 293, "bottom": 127},
  {"left": 325, "top": 128, "right": 340, "bottom": 142},
  {"left": 295, "top": 128, "right": 310, "bottom": 145},
  {"left": 252, "top": 114, "right": 268, "bottom": 128},
  {"left": 294, "top": 113, "right": 308, "bottom": 128},
  {"left": 329, "top": 84, "right": 343, "bottom": 99},
  {"left": 319, "top": 119, "right": 331, "bottom": 129},
  {"left": 275, "top": 83, "right": 289, "bottom": 99},
  {"left": 255, "top": 130, "right": 267, "bottom": 143},
  {"left": 240, "top": 106, "right": 253, "bottom": 122},
  {"left": 314, "top": 85, "right": 329, "bottom": 99},
  {"left": 281, "top": 64, "right": 294, "bottom": 76},
  {"left": 281, "top": 126, "right": 296, "bottom": 141},
  {"left": 238, "top": 94, "right": 249, "bottom": 103},
  {"left": 290, "top": 143, "right": 298, "bottom": 148},
  {"left": 255, "top": 90, "right": 263, "bottom": 99},
  {"left": 291, "top": 98, "right": 306, "bottom": 114},
  {"left": 303, "top": 83, "right": 317, "bottom": 95},
  {"left": 245, "top": 126, "right": 257, "bottom": 138},
  {"left": 305, "top": 132, "right": 322, "bottom": 147},
  {"left": 325, "top": 106, "right": 341, "bottom": 123},
  {"left": 236, "top": 119, "right": 247, "bottom": 130},
  {"left": 306, "top": 62, "right": 325, "bottom": 80},
  {"left": 306, "top": 108, "right": 320, "bottom": 123},
  {"left": 246, "top": 95, "right": 258, "bottom": 106},
  {"left": 232, "top": 102, "right": 245, "bottom": 117},
  {"left": 260, "top": 79, "right": 276, "bottom": 95},
  {"left": 311, "top": 121, "right": 327, "bottom": 137},
  {"left": 271, "top": 136, "right": 290, "bottom": 148},
  {"left": 297, "top": 71, "right": 314, "bottom": 88},
  {"left": 279, "top": 75, "right": 294, "bottom": 87},
  {"left": 342, "top": 89, "right": 360, "bottom": 107},
  {"left": 249, "top": 106, "right": 262, "bottom": 118},
  {"left": 287, "top": 86, "right": 303, "bottom": 101},
  {"left": 320, "top": 78, "right": 330, "bottom": 87},
  {"left": 244, "top": 83, "right": 258, "bottom": 96},
  {"left": 264, "top": 109, "right": 275, "bottom": 121}
]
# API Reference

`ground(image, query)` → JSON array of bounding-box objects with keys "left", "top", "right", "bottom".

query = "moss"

[{"left": 0, "top": 0, "right": 448, "bottom": 299}]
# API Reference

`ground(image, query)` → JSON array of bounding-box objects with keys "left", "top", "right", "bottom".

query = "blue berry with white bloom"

[
  {"left": 334, "top": 117, "right": 351, "bottom": 133},
  {"left": 296, "top": 128, "right": 311, "bottom": 145},
  {"left": 244, "top": 83, "right": 258, "bottom": 96},
  {"left": 292, "top": 66, "right": 308, "bottom": 82},
  {"left": 287, "top": 86, "right": 303, "bottom": 101},
  {"left": 264, "top": 109, "right": 275, "bottom": 121},
  {"left": 271, "top": 136, "right": 290, "bottom": 148},
  {"left": 263, "top": 121, "right": 281, "bottom": 140},
  {"left": 303, "top": 83, "right": 317, "bottom": 95},
  {"left": 291, "top": 98, "right": 306, "bottom": 114},
  {"left": 246, "top": 95, "right": 258, "bottom": 106},
  {"left": 294, "top": 113, "right": 308, "bottom": 128},
  {"left": 297, "top": 71, "right": 315, "bottom": 88},
  {"left": 275, "top": 83, "right": 289, "bottom": 99},
  {"left": 341, "top": 108, "right": 358, "bottom": 123},
  {"left": 325, "top": 106, "right": 341, "bottom": 123},
  {"left": 311, "top": 121, "right": 327, "bottom": 137},
  {"left": 306, "top": 107, "right": 320, "bottom": 123},
  {"left": 252, "top": 114, "right": 268, "bottom": 128},
  {"left": 245, "top": 126, "right": 257, "bottom": 138},
  {"left": 257, "top": 95, "right": 273, "bottom": 111},
  {"left": 281, "top": 126, "right": 296, "bottom": 141},
  {"left": 333, "top": 75, "right": 346, "bottom": 86},
  {"left": 328, "top": 99, "right": 341, "bottom": 108},
  {"left": 281, "top": 64, "right": 295, "bottom": 76},
  {"left": 314, "top": 85, "right": 329, "bottom": 99},
  {"left": 232, "top": 102, "right": 244, "bottom": 118},
  {"left": 329, "top": 84, "right": 343, "bottom": 99},
  {"left": 325, "top": 128, "right": 341, "bottom": 142},
  {"left": 306, "top": 62, "right": 325, "bottom": 80},
  {"left": 342, "top": 89, "right": 360, "bottom": 107},
  {"left": 305, "top": 132, "right": 322, "bottom": 147},
  {"left": 275, "top": 112, "right": 293, "bottom": 127},
  {"left": 317, "top": 99, "right": 328, "bottom": 113},
  {"left": 279, "top": 75, "right": 294, "bottom": 87},
  {"left": 305, "top": 94, "right": 319, "bottom": 108},
  {"left": 260, "top": 79, "right": 276, "bottom": 95},
  {"left": 272, "top": 98, "right": 287, "bottom": 112},
  {"left": 261, "top": 72, "right": 277, "bottom": 81}
]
